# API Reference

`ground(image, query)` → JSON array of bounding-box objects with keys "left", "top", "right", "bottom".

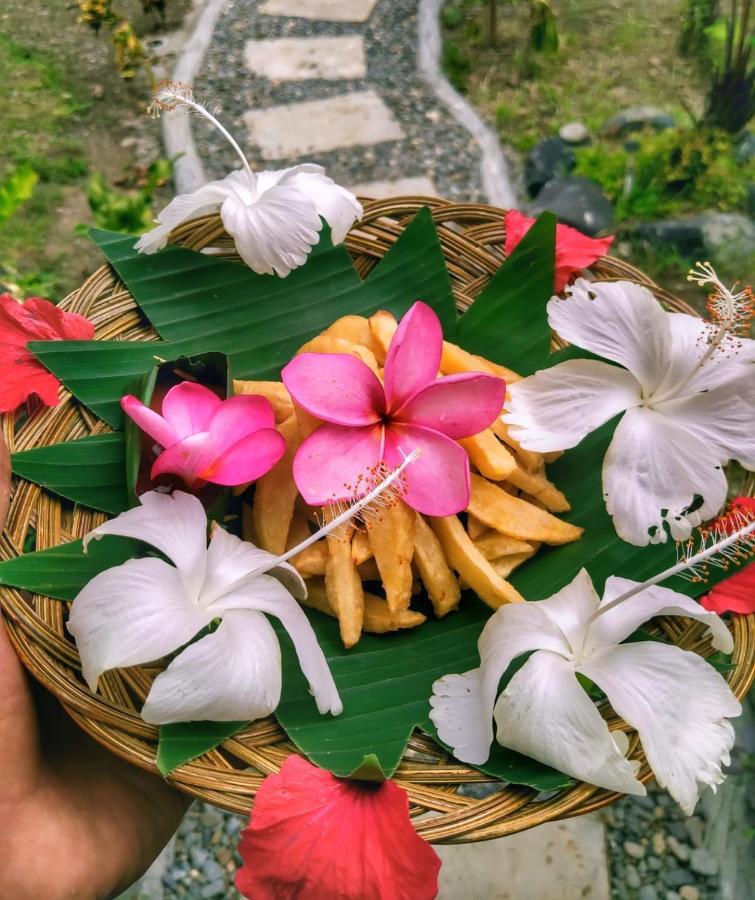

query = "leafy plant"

[
  {"left": 701, "top": 0, "right": 754, "bottom": 132},
  {"left": 680, "top": 0, "right": 720, "bottom": 55},
  {"left": 0, "top": 164, "right": 38, "bottom": 225},
  {"left": 443, "top": 40, "right": 473, "bottom": 91},
  {"left": 77, "top": 0, "right": 167, "bottom": 79},
  {"left": 82, "top": 158, "right": 173, "bottom": 234}
]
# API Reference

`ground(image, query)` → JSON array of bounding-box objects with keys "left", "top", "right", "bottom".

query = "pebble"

[
  {"left": 684, "top": 817, "right": 705, "bottom": 848},
  {"left": 648, "top": 856, "right": 663, "bottom": 871},
  {"left": 667, "top": 835, "right": 690, "bottom": 862},
  {"left": 626, "top": 863, "right": 641, "bottom": 889},
  {"left": 638, "top": 888, "right": 659, "bottom": 900},
  {"left": 652, "top": 832, "right": 667, "bottom": 855},
  {"left": 679, "top": 887, "right": 700, "bottom": 900},
  {"left": 624, "top": 840, "right": 646, "bottom": 859},
  {"left": 689, "top": 847, "right": 719, "bottom": 876},
  {"left": 664, "top": 868, "right": 693, "bottom": 888}
]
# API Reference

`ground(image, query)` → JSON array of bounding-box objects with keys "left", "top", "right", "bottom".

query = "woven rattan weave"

[{"left": 1, "top": 198, "right": 753, "bottom": 842}]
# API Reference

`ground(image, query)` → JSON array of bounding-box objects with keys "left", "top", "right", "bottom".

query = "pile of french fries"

[{"left": 236, "top": 311, "right": 582, "bottom": 647}]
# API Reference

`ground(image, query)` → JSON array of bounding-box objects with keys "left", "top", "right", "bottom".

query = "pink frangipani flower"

[
  {"left": 121, "top": 381, "right": 285, "bottom": 488},
  {"left": 282, "top": 302, "right": 505, "bottom": 516}
]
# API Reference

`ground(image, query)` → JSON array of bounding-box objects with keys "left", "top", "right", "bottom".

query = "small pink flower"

[
  {"left": 121, "top": 381, "right": 285, "bottom": 488},
  {"left": 282, "top": 302, "right": 505, "bottom": 516},
  {"left": 504, "top": 209, "right": 614, "bottom": 292}
]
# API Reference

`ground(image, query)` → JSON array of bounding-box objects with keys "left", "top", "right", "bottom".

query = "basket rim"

[{"left": 1, "top": 197, "right": 753, "bottom": 843}]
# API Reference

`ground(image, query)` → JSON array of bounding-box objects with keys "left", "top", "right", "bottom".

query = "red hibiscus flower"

[
  {"left": 0, "top": 294, "right": 94, "bottom": 413},
  {"left": 504, "top": 209, "right": 614, "bottom": 292},
  {"left": 700, "top": 497, "right": 755, "bottom": 615},
  {"left": 236, "top": 755, "right": 441, "bottom": 900}
]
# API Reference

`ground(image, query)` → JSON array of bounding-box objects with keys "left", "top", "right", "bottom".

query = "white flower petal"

[
  {"left": 602, "top": 406, "right": 727, "bottom": 545},
  {"left": 286, "top": 166, "right": 363, "bottom": 245},
  {"left": 536, "top": 568, "right": 602, "bottom": 656},
  {"left": 135, "top": 179, "right": 231, "bottom": 254},
  {"left": 68, "top": 557, "right": 213, "bottom": 690},
  {"left": 547, "top": 279, "right": 671, "bottom": 394},
  {"left": 212, "top": 577, "right": 342, "bottom": 715},
  {"left": 579, "top": 641, "right": 741, "bottom": 814},
  {"left": 654, "top": 385, "right": 755, "bottom": 470},
  {"left": 84, "top": 491, "right": 208, "bottom": 597},
  {"left": 220, "top": 176, "right": 322, "bottom": 277},
  {"left": 430, "top": 603, "right": 570, "bottom": 764},
  {"left": 493, "top": 650, "right": 645, "bottom": 796},
  {"left": 202, "top": 524, "right": 305, "bottom": 605},
  {"left": 503, "top": 359, "right": 641, "bottom": 453},
  {"left": 141, "top": 610, "right": 282, "bottom": 724},
  {"left": 584, "top": 577, "right": 734, "bottom": 656}
]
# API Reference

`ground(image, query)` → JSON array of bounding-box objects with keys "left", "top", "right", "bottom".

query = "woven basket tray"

[{"left": 1, "top": 198, "right": 753, "bottom": 843}]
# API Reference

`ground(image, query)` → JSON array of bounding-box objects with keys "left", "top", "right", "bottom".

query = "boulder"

[
  {"left": 634, "top": 212, "right": 755, "bottom": 270},
  {"left": 528, "top": 176, "right": 614, "bottom": 235},
  {"left": 603, "top": 106, "right": 675, "bottom": 137},
  {"left": 525, "top": 137, "right": 576, "bottom": 198},
  {"left": 558, "top": 121, "right": 591, "bottom": 145},
  {"left": 735, "top": 130, "right": 755, "bottom": 163}
]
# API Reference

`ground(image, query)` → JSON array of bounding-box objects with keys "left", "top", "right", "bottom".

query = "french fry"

[
  {"left": 252, "top": 415, "right": 302, "bottom": 555},
  {"left": 413, "top": 513, "right": 461, "bottom": 616},
  {"left": 357, "top": 558, "right": 381, "bottom": 581},
  {"left": 489, "top": 550, "right": 537, "bottom": 579},
  {"left": 304, "top": 578, "right": 425, "bottom": 633},
  {"left": 367, "top": 310, "right": 397, "bottom": 362},
  {"left": 291, "top": 539, "right": 328, "bottom": 576},
  {"left": 490, "top": 418, "right": 543, "bottom": 473},
  {"left": 503, "top": 464, "right": 571, "bottom": 513},
  {"left": 324, "top": 315, "right": 382, "bottom": 357},
  {"left": 298, "top": 334, "right": 380, "bottom": 375},
  {"left": 367, "top": 500, "right": 415, "bottom": 611},
  {"left": 286, "top": 505, "right": 311, "bottom": 548},
  {"left": 459, "top": 430, "right": 517, "bottom": 481},
  {"left": 428, "top": 515, "right": 523, "bottom": 608},
  {"left": 468, "top": 474, "right": 583, "bottom": 545},
  {"left": 351, "top": 528, "right": 373, "bottom": 565},
  {"left": 325, "top": 525, "right": 364, "bottom": 648},
  {"left": 440, "top": 340, "right": 521, "bottom": 383},
  {"left": 233, "top": 379, "right": 293, "bottom": 423},
  {"left": 473, "top": 530, "right": 534, "bottom": 560},
  {"left": 466, "top": 514, "right": 486, "bottom": 540}
]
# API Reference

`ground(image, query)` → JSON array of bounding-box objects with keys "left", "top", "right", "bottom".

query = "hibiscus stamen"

[
  {"left": 148, "top": 80, "right": 256, "bottom": 182},
  {"left": 675, "top": 498, "right": 755, "bottom": 582},
  {"left": 688, "top": 261, "right": 754, "bottom": 338}
]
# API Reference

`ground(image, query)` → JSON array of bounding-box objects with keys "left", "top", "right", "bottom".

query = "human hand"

[{"left": 0, "top": 435, "right": 189, "bottom": 899}]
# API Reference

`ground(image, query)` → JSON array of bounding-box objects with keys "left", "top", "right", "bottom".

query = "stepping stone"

[
  {"left": 244, "top": 36, "right": 366, "bottom": 81},
  {"left": 244, "top": 90, "right": 404, "bottom": 159},
  {"left": 436, "top": 813, "right": 610, "bottom": 899},
  {"left": 349, "top": 176, "right": 438, "bottom": 199},
  {"left": 259, "top": 0, "right": 380, "bottom": 22}
]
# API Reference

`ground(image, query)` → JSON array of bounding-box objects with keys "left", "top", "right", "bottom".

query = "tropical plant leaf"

[
  {"left": 0, "top": 536, "right": 138, "bottom": 599},
  {"left": 157, "top": 721, "right": 248, "bottom": 776},
  {"left": 32, "top": 210, "right": 454, "bottom": 429},
  {"left": 11, "top": 433, "right": 128, "bottom": 515},
  {"left": 451, "top": 212, "right": 556, "bottom": 375}
]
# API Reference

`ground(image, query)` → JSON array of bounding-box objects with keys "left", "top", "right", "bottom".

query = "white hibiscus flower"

[
  {"left": 430, "top": 569, "right": 741, "bottom": 815},
  {"left": 136, "top": 84, "right": 362, "bottom": 277},
  {"left": 503, "top": 276, "right": 755, "bottom": 545}
]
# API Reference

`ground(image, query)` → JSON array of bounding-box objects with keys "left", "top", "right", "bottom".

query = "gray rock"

[
  {"left": 200, "top": 880, "right": 226, "bottom": 899},
  {"left": 699, "top": 212, "right": 755, "bottom": 271},
  {"left": 626, "top": 863, "right": 641, "bottom": 889},
  {"left": 689, "top": 847, "right": 719, "bottom": 876},
  {"left": 668, "top": 822, "right": 690, "bottom": 842},
  {"left": 664, "top": 868, "right": 693, "bottom": 888},
  {"left": 633, "top": 218, "right": 706, "bottom": 258},
  {"left": 624, "top": 840, "right": 647, "bottom": 859},
  {"left": 684, "top": 817, "right": 705, "bottom": 849},
  {"left": 735, "top": 131, "right": 755, "bottom": 163},
  {"left": 648, "top": 856, "right": 663, "bottom": 871},
  {"left": 665, "top": 893, "right": 681, "bottom": 900},
  {"left": 679, "top": 887, "right": 700, "bottom": 900},
  {"left": 529, "top": 176, "right": 614, "bottom": 235},
  {"left": 604, "top": 106, "right": 676, "bottom": 137},
  {"left": 667, "top": 835, "right": 691, "bottom": 862},
  {"left": 652, "top": 832, "right": 667, "bottom": 855},
  {"left": 202, "top": 859, "right": 225, "bottom": 882},
  {"left": 190, "top": 847, "right": 209, "bottom": 868},
  {"left": 559, "top": 122, "right": 591, "bottom": 145},
  {"left": 638, "top": 888, "right": 659, "bottom": 900},
  {"left": 525, "top": 137, "right": 576, "bottom": 197},
  {"left": 201, "top": 809, "right": 223, "bottom": 829}
]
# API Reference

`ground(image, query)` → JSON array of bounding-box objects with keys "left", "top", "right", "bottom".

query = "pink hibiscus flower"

[
  {"left": 121, "top": 381, "right": 285, "bottom": 488},
  {"left": 282, "top": 302, "right": 505, "bottom": 516},
  {"left": 0, "top": 294, "right": 95, "bottom": 413},
  {"left": 236, "top": 755, "right": 441, "bottom": 900},
  {"left": 504, "top": 209, "right": 614, "bottom": 292}
]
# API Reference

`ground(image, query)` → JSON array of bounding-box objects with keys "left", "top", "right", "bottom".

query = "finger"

[{"left": 0, "top": 616, "right": 41, "bottom": 805}]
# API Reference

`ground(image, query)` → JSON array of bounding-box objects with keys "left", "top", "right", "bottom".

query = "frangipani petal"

[
  {"left": 213, "top": 577, "right": 342, "bottom": 716},
  {"left": 602, "top": 407, "right": 728, "bottom": 545},
  {"left": 282, "top": 353, "right": 385, "bottom": 426},
  {"left": 430, "top": 602, "right": 568, "bottom": 765},
  {"left": 493, "top": 650, "right": 645, "bottom": 796},
  {"left": 135, "top": 179, "right": 232, "bottom": 254},
  {"left": 385, "top": 301, "right": 443, "bottom": 413},
  {"left": 504, "top": 359, "right": 641, "bottom": 452},
  {"left": 84, "top": 490, "right": 208, "bottom": 597},
  {"left": 384, "top": 424, "right": 470, "bottom": 517},
  {"left": 293, "top": 423, "right": 383, "bottom": 506},
  {"left": 200, "top": 428, "right": 285, "bottom": 485},
  {"left": 398, "top": 372, "right": 506, "bottom": 439},
  {"left": 141, "top": 610, "right": 282, "bottom": 724},
  {"left": 208, "top": 394, "right": 276, "bottom": 448},
  {"left": 580, "top": 642, "right": 741, "bottom": 815},
  {"left": 585, "top": 577, "right": 734, "bottom": 656},
  {"left": 68, "top": 557, "right": 213, "bottom": 690},
  {"left": 150, "top": 432, "right": 216, "bottom": 484},
  {"left": 121, "top": 394, "right": 179, "bottom": 450},
  {"left": 161, "top": 382, "right": 222, "bottom": 439},
  {"left": 548, "top": 280, "right": 671, "bottom": 394}
]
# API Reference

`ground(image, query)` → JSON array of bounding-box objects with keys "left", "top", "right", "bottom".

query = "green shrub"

[
  {"left": 574, "top": 128, "right": 754, "bottom": 221},
  {"left": 442, "top": 40, "right": 473, "bottom": 92},
  {"left": 81, "top": 158, "right": 173, "bottom": 234}
]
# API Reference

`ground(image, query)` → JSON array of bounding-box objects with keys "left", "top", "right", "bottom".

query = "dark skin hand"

[{"left": 0, "top": 435, "right": 189, "bottom": 899}]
